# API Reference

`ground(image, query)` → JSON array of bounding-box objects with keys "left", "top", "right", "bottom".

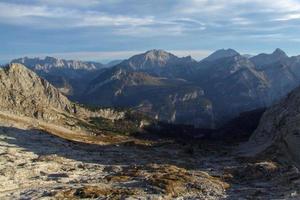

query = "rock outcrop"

[
  {"left": 0, "top": 63, "right": 76, "bottom": 121},
  {"left": 0, "top": 63, "right": 124, "bottom": 125},
  {"left": 247, "top": 86, "right": 300, "bottom": 166}
]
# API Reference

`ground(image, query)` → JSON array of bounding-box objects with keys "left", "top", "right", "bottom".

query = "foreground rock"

[
  {"left": 0, "top": 63, "right": 76, "bottom": 121},
  {"left": 0, "top": 63, "right": 125, "bottom": 130},
  {"left": 247, "top": 86, "right": 300, "bottom": 166},
  {"left": 0, "top": 122, "right": 228, "bottom": 199},
  {"left": 0, "top": 117, "right": 299, "bottom": 199}
]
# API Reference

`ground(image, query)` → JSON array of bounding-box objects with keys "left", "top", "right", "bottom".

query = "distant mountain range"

[
  {"left": 11, "top": 57, "right": 122, "bottom": 97},
  {"left": 11, "top": 48, "right": 300, "bottom": 128}
]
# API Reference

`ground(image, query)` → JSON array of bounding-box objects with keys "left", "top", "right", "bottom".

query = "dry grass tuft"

[
  {"left": 105, "top": 164, "right": 230, "bottom": 198},
  {"left": 226, "top": 161, "right": 279, "bottom": 181},
  {"left": 54, "top": 185, "right": 139, "bottom": 200}
]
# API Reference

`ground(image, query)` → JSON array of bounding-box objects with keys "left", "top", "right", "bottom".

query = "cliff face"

[
  {"left": 247, "top": 86, "right": 300, "bottom": 166},
  {"left": 0, "top": 63, "right": 76, "bottom": 121},
  {"left": 0, "top": 63, "right": 125, "bottom": 124},
  {"left": 83, "top": 67, "right": 215, "bottom": 128}
]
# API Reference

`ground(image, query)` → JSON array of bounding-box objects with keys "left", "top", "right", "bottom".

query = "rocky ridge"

[
  {"left": 0, "top": 63, "right": 76, "bottom": 121},
  {"left": 246, "top": 86, "right": 300, "bottom": 166},
  {"left": 11, "top": 48, "right": 300, "bottom": 129},
  {"left": 0, "top": 63, "right": 125, "bottom": 129},
  {"left": 11, "top": 57, "right": 106, "bottom": 96}
]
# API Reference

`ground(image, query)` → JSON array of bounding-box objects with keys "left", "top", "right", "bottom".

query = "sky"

[{"left": 1, "top": 0, "right": 300, "bottom": 63}]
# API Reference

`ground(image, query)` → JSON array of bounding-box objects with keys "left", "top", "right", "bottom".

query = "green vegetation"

[
  {"left": 79, "top": 110, "right": 154, "bottom": 136},
  {"left": 89, "top": 117, "right": 139, "bottom": 135},
  {"left": 76, "top": 102, "right": 126, "bottom": 112}
]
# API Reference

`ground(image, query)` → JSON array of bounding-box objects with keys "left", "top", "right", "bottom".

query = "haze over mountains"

[
  {"left": 11, "top": 57, "right": 122, "bottom": 97},
  {"left": 12, "top": 48, "right": 300, "bottom": 128}
]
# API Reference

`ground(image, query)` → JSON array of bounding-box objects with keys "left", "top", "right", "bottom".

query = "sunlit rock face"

[{"left": 0, "top": 63, "right": 76, "bottom": 121}]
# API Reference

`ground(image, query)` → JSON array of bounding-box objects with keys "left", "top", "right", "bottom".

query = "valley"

[
  {"left": 1, "top": 50, "right": 300, "bottom": 199},
  {"left": 14, "top": 48, "right": 300, "bottom": 128},
  {"left": 2, "top": 1, "right": 300, "bottom": 199}
]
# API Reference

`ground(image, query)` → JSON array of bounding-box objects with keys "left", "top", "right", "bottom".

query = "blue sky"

[{"left": 1, "top": 0, "right": 300, "bottom": 63}]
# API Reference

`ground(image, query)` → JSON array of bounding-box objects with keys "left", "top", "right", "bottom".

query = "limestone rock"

[{"left": 247, "top": 86, "right": 300, "bottom": 166}]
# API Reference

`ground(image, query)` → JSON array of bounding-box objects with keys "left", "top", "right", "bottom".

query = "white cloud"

[
  {"left": 1, "top": 0, "right": 300, "bottom": 38},
  {"left": 76, "top": 14, "right": 155, "bottom": 27},
  {"left": 0, "top": 2, "right": 58, "bottom": 18},
  {"left": 0, "top": 1, "right": 207, "bottom": 36},
  {"left": 37, "top": 0, "right": 101, "bottom": 7},
  {"left": 0, "top": 2, "right": 159, "bottom": 31},
  {"left": 176, "top": 0, "right": 300, "bottom": 24},
  {"left": 275, "top": 13, "right": 300, "bottom": 21}
]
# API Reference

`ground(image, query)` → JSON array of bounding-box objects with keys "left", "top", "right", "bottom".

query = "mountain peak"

[
  {"left": 116, "top": 49, "right": 198, "bottom": 72},
  {"left": 11, "top": 56, "right": 104, "bottom": 71},
  {"left": 202, "top": 48, "right": 240, "bottom": 62},
  {"left": 146, "top": 49, "right": 168, "bottom": 54},
  {"left": 144, "top": 49, "right": 174, "bottom": 59},
  {"left": 272, "top": 48, "right": 287, "bottom": 57},
  {"left": 44, "top": 56, "right": 58, "bottom": 62},
  {"left": 8, "top": 63, "right": 32, "bottom": 73},
  {"left": 250, "top": 48, "right": 289, "bottom": 69}
]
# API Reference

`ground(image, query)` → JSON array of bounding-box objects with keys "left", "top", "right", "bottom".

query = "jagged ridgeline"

[
  {"left": 0, "top": 63, "right": 127, "bottom": 133},
  {"left": 12, "top": 48, "right": 300, "bottom": 129},
  {"left": 11, "top": 57, "right": 120, "bottom": 97},
  {"left": 0, "top": 63, "right": 77, "bottom": 120}
]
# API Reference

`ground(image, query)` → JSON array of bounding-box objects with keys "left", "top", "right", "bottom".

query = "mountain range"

[
  {"left": 11, "top": 48, "right": 300, "bottom": 128},
  {"left": 11, "top": 57, "right": 122, "bottom": 97},
  {"left": 2, "top": 50, "right": 300, "bottom": 199}
]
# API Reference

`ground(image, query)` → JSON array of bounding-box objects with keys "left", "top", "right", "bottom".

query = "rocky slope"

[
  {"left": 85, "top": 74, "right": 214, "bottom": 127},
  {"left": 250, "top": 48, "right": 289, "bottom": 69},
  {"left": 119, "top": 49, "right": 196, "bottom": 73},
  {"left": 81, "top": 52, "right": 214, "bottom": 128},
  {"left": 0, "top": 63, "right": 77, "bottom": 121},
  {"left": 194, "top": 54, "right": 270, "bottom": 122},
  {"left": 0, "top": 63, "right": 125, "bottom": 130},
  {"left": 247, "top": 86, "right": 300, "bottom": 166},
  {"left": 80, "top": 48, "right": 300, "bottom": 127},
  {"left": 201, "top": 48, "right": 239, "bottom": 62},
  {"left": 1, "top": 118, "right": 299, "bottom": 199},
  {"left": 1, "top": 58, "right": 299, "bottom": 200}
]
